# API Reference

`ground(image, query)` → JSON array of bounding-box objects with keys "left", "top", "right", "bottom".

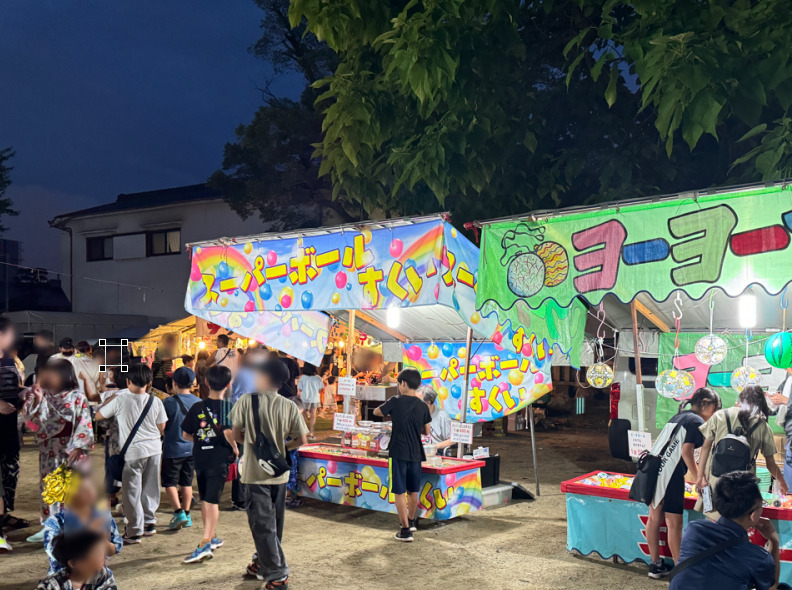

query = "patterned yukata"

[
  {"left": 23, "top": 389, "right": 94, "bottom": 520},
  {"left": 43, "top": 508, "right": 122, "bottom": 575},
  {"left": 35, "top": 567, "right": 116, "bottom": 590}
]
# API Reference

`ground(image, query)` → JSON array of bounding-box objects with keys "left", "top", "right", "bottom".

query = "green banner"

[
  {"left": 656, "top": 332, "right": 785, "bottom": 434},
  {"left": 479, "top": 185, "right": 792, "bottom": 310}
]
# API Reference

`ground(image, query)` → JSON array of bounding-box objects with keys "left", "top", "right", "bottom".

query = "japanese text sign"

[{"left": 451, "top": 422, "right": 474, "bottom": 444}]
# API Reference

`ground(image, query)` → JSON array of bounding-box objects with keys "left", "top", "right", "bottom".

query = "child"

[
  {"left": 297, "top": 364, "right": 322, "bottom": 441},
  {"left": 100, "top": 367, "right": 126, "bottom": 513},
  {"left": 36, "top": 530, "right": 117, "bottom": 590},
  {"left": 23, "top": 360, "right": 94, "bottom": 541},
  {"left": 95, "top": 364, "right": 167, "bottom": 544},
  {"left": 161, "top": 367, "right": 201, "bottom": 531},
  {"left": 321, "top": 373, "right": 337, "bottom": 416},
  {"left": 43, "top": 476, "right": 121, "bottom": 575},
  {"left": 181, "top": 365, "right": 237, "bottom": 563},
  {"left": 373, "top": 368, "right": 431, "bottom": 542}
]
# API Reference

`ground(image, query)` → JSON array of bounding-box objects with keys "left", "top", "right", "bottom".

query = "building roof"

[{"left": 50, "top": 184, "right": 222, "bottom": 227}]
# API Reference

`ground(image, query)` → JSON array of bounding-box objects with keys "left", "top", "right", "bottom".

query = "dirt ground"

[{"left": 1, "top": 400, "right": 668, "bottom": 590}]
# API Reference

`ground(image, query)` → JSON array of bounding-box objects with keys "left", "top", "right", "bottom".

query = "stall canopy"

[
  {"left": 185, "top": 215, "right": 582, "bottom": 421},
  {"left": 478, "top": 182, "right": 792, "bottom": 368}
]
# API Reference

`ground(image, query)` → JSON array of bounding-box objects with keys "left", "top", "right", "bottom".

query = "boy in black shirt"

[
  {"left": 181, "top": 365, "right": 238, "bottom": 563},
  {"left": 374, "top": 368, "right": 432, "bottom": 542}
]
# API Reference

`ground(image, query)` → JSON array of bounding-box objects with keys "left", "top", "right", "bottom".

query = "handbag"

[
  {"left": 107, "top": 395, "right": 154, "bottom": 484},
  {"left": 628, "top": 422, "right": 683, "bottom": 505},
  {"left": 250, "top": 394, "right": 292, "bottom": 478}
]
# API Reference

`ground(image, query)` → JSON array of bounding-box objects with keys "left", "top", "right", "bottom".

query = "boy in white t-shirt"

[
  {"left": 96, "top": 364, "right": 167, "bottom": 544},
  {"left": 297, "top": 364, "right": 322, "bottom": 440}
]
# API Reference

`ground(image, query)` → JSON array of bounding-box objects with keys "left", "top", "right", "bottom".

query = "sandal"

[{"left": 2, "top": 515, "right": 30, "bottom": 530}]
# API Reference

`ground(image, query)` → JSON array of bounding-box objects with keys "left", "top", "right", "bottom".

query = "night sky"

[{"left": 1, "top": 0, "right": 302, "bottom": 269}]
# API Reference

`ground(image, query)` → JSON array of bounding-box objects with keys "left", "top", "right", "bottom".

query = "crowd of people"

[{"left": 0, "top": 323, "right": 347, "bottom": 590}]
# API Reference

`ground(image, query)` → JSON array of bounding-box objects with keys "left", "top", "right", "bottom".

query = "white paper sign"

[
  {"left": 472, "top": 446, "right": 489, "bottom": 459},
  {"left": 628, "top": 430, "right": 653, "bottom": 458},
  {"left": 450, "top": 422, "right": 474, "bottom": 444},
  {"left": 333, "top": 413, "right": 356, "bottom": 431},
  {"left": 337, "top": 377, "right": 357, "bottom": 397}
]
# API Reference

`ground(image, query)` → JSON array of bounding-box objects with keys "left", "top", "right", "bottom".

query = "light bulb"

[
  {"left": 739, "top": 290, "right": 757, "bottom": 328},
  {"left": 387, "top": 306, "right": 401, "bottom": 329},
  {"left": 198, "top": 341, "right": 206, "bottom": 350}
]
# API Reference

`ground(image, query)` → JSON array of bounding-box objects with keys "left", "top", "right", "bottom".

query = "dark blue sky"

[{"left": 1, "top": 0, "right": 302, "bottom": 268}]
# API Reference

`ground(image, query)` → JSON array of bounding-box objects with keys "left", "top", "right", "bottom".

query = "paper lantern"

[
  {"left": 586, "top": 363, "right": 613, "bottom": 389},
  {"left": 765, "top": 333, "right": 792, "bottom": 369},
  {"left": 695, "top": 334, "right": 727, "bottom": 366},
  {"left": 731, "top": 365, "right": 763, "bottom": 392},
  {"left": 656, "top": 369, "right": 696, "bottom": 399}
]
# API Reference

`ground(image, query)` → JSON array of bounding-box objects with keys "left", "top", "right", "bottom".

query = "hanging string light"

[
  {"left": 657, "top": 293, "right": 696, "bottom": 399},
  {"left": 586, "top": 303, "right": 614, "bottom": 389},
  {"left": 695, "top": 291, "right": 727, "bottom": 366}
]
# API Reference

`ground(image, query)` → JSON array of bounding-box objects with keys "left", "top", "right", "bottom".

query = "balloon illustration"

[
  {"left": 407, "top": 345, "right": 422, "bottom": 361},
  {"left": 243, "top": 242, "right": 253, "bottom": 254},
  {"left": 266, "top": 251, "right": 278, "bottom": 266},
  {"left": 335, "top": 272, "right": 347, "bottom": 289},
  {"left": 458, "top": 347, "right": 467, "bottom": 359},
  {"left": 470, "top": 312, "right": 480, "bottom": 324},
  {"left": 508, "top": 369, "right": 524, "bottom": 386},
  {"left": 259, "top": 283, "right": 272, "bottom": 300},
  {"left": 450, "top": 385, "right": 462, "bottom": 399},
  {"left": 389, "top": 239, "right": 403, "bottom": 257},
  {"left": 427, "top": 344, "right": 440, "bottom": 360},
  {"left": 220, "top": 298, "right": 228, "bottom": 307},
  {"left": 190, "top": 264, "right": 202, "bottom": 281},
  {"left": 244, "top": 300, "right": 255, "bottom": 312},
  {"left": 279, "top": 286, "right": 293, "bottom": 308},
  {"left": 301, "top": 291, "right": 314, "bottom": 309},
  {"left": 331, "top": 292, "right": 341, "bottom": 304},
  {"left": 217, "top": 261, "right": 229, "bottom": 279},
  {"left": 441, "top": 343, "right": 454, "bottom": 357}
]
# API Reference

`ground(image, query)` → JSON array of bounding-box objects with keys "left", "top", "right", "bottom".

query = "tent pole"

[
  {"left": 345, "top": 310, "right": 356, "bottom": 416},
  {"left": 457, "top": 326, "right": 474, "bottom": 459},
  {"left": 630, "top": 300, "right": 645, "bottom": 432},
  {"left": 529, "top": 404, "right": 540, "bottom": 496}
]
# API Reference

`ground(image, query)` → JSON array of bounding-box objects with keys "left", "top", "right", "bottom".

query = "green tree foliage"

[
  {"left": 566, "top": 0, "right": 792, "bottom": 180},
  {"left": 0, "top": 148, "right": 17, "bottom": 233},
  {"left": 288, "top": 0, "right": 748, "bottom": 222},
  {"left": 209, "top": 0, "right": 359, "bottom": 228}
]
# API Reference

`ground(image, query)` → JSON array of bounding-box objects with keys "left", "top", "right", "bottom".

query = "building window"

[
  {"left": 86, "top": 236, "right": 113, "bottom": 261},
  {"left": 147, "top": 229, "right": 181, "bottom": 256}
]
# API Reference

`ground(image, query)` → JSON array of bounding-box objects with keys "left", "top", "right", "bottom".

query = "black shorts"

[
  {"left": 197, "top": 467, "right": 228, "bottom": 504},
  {"left": 161, "top": 456, "right": 195, "bottom": 488},
  {"left": 660, "top": 465, "right": 686, "bottom": 515},
  {"left": 390, "top": 458, "right": 421, "bottom": 494}
]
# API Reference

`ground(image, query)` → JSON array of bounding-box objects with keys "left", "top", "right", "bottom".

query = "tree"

[
  {"left": 287, "top": 0, "right": 742, "bottom": 223},
  {"left": 209, "top": 0, "right": 360, "bottom": 228},
  {"left": 0, "top": 148, "right": 17, "bottom": 233}
]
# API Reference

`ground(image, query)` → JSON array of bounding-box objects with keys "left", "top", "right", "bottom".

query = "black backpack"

[{"left": 710, "top": 412, "right": 760, "bottom": 478}]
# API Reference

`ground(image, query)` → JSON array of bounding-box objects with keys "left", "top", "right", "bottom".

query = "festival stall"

[
  {"left": 476, "top": 182, "right": 792, "bottom": 574},
  {"left": 185, "top": 215, "right": 584, "bottom": 516}
]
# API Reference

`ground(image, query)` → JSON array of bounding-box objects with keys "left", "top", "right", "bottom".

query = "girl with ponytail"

[
  {"left": 647, "top": 388, "right": 721, "bottom": 578},
  {"left": 697, "top": 384, "right": 788, "bottom": 516}
]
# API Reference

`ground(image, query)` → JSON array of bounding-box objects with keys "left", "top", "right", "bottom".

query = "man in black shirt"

[{"left": 374, "top": 368, "right": 431, "bottom": 542}]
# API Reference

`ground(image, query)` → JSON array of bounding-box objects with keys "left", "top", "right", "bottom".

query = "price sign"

[
  {"left": 472, "top": 446, "right": 489, "bottom": 459},
  {"left": 337, "top": 377, "right": 357, "bottom": 397},
  {"left": 450, "top": 422, "right": 474, "bottom": 444},
  {"left": 333, "top": 413, "right": 356, "bottom": 431},
  {"left": 628, "top": 430, "right": 652, "bottom": 458}
]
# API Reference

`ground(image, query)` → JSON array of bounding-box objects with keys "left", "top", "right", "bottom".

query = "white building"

[{"left": 50, "top": 184, "right": 277, "bottom": 322}]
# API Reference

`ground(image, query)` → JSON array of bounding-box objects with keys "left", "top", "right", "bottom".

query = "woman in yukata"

[{"left": 23, "top": 359, "right": 94, "bottom": 542}]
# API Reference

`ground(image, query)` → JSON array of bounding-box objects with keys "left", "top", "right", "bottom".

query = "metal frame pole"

[
  {"left": 344, "top": 310, "right": 356, "bottom": 416},
  {"left": 529, "top": 404, "right": 540, "bottom": 496},
  {"left": 457, "top": 326, "right": 474, "bottom": 459}
]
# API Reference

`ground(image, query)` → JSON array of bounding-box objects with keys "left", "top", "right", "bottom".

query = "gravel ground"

[{"left": 1, "top": 403, "right": 665, "bottom": 590}]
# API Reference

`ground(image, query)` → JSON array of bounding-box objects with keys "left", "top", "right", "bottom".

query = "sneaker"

[
  {"left": 210, "top": 537, "right": 223, "bottom": 549},
  {"left": 265, "top": 578, "right": 289, "bottom": 590},
  {"left": 408, "top": 518, "right": 417, "bottom": 532},
  {"left": 143, "top": 524, "right": 157, "bottom": 537},
  {"left": 394, "top": 528, "right": 414, "bottom": 542},
  {"left": 26, "top": 528, "right": 45, "bottom": 544},
  {"left": 122, "top": 535, "right": 142, "bottom": 545},
  {"left": 246, "top": 560, "right": 264, "bottom": 581},
  {"left": 183, "top": 542, "right": 213, "bottom": 564},
  {"left": 0, "top": 535, "right": 12, "bottom": 553},
  {"left": 307, "top": 434, "right": 316, "bottom": 441},
  {"left": 184, "top": 514, "right": 192, "bottom": 528},
  {"left": 169, "top": 511, "right": 189, "bottom": 531},
  {"left": 648, "top": 559, "right": 673, "bottom": 579}
]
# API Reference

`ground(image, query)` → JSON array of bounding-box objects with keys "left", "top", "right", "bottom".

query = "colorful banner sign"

[
  {"left": 403, "top": 341, "right": 553, "bottom": 423},
  {"left": 297, "top": 451, "right": 482, "bottom": 520},
  {"left": 656, "top": 332, "right": 786, "bottom": 434},
  {"left": 185, "top": 218, "right": 580, "bottom": 361},
  {"left": 185, "top": 299, "right": 331, "bottom": 366},
  {"left": 479, "top": 185, "right": 792, "bottom": 311}
]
